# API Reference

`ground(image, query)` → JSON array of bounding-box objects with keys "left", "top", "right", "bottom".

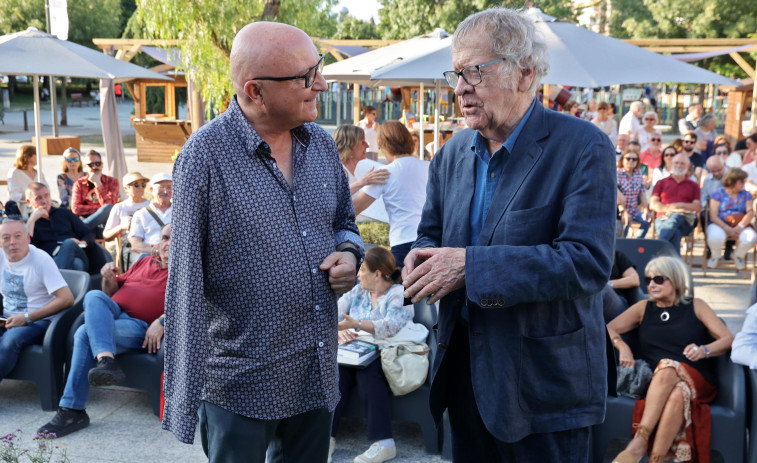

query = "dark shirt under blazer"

[
  {"left": 162, "top": 96, "right": 363, "bottom": 444},
  {"left": 414, "top": 100, "right": 617, "bottom": 443}
]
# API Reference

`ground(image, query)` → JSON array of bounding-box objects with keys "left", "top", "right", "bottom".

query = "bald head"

[
  {"left": 230, "top": 22, "right": 315, "bottom": 96},
  {"left": 706, "top": 156, "right": 725, "bottom": 180}
]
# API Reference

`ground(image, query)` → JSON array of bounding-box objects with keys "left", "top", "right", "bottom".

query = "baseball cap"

[{"left": 150, "top": 172, "right": 173, "bottom": 184}]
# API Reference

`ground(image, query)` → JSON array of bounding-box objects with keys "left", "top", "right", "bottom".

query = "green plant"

[
  {"left": 357, "top": 221, "right": 390, "bottom": 248},
  {"left": 0, "top": 429, "right": 69, "bottom": 463}
]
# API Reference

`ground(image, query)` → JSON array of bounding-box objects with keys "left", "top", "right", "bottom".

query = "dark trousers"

[
  {"left": 199, "top": 401, "right": 332, "bottom": 463},
  {"left": 331, "top": 360, "right": 393, "bottom": 440},
  {"left": 390, "top": 241, "right": 413, "bottom": 268},
  {"left": 444, "top": 325, "right": 591, "bottom": 463}
]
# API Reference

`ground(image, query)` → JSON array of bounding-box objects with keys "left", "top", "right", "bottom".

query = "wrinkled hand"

[
  {"left": 28, "top": 207, "right": 49, "bottom": 222},
  {"left": 617, "top": 343, "right": 635, "bottom": 368},
  {"left": 100, "top": 262, "right": 121, "bottom": 280},
  {"left": 142, "top": 319, "right": 164, "bottom": 354},
  {"left": 320, "top": 251, "right": 357, "bottom": 294},
  {"left": 338, "top": 312, "right": 359, "bottom": 331},
  {"left": 683, "top": 343, "right": 706, "bottom": 362},
  {"left": 361, "top": 167, "right": 390, "bottom": 187},
  {"left": 338, "top": 329, "right": 358, "bottom": 345},
  {"left": 4, "top": 313, "right": 27, "bottom": 329},
  {"left": 402, "top": 247, "right": 465, "bottom": 305}
]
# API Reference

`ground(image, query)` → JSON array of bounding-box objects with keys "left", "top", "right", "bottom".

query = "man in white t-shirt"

[
  {"left": 0, "top": 219, "right": 74, "bottom": 380},
  {"left": 618, "top": 101, "right": 643, "bottom": 141},
  {"left": 129, "top": 173, "right": 172, "bottom": 257}
]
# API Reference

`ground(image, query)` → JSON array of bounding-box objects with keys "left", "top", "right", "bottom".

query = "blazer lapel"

[
  {"left": 448, "top": 138, "right": 476, "bottom": 247},
  {"left": 476, "top": 102, "right": 549, "bottom": 246}
]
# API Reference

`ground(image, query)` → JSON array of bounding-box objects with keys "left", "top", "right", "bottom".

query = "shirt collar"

[{"left": 469, "top": 98, "right": 537, "bottom": 158}]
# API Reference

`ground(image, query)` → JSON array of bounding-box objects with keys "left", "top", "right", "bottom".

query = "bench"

[{"left": 70, "top": 93, "right": 88, "bottom": 107}]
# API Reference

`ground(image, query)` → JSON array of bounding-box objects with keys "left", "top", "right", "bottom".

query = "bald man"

[
  {"left": 650, "top": 154, "right": 702, "bottom": 254},
  {"left": 163, "top": 22, "right": 364, "bottom": 462}
]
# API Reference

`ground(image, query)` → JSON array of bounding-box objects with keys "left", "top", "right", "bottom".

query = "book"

[{"left": 337, "top": 340, "right": 378, "bottom": 367}]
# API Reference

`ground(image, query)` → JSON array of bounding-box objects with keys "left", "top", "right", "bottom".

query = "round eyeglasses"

[{"left": 443, "top": 58, "right": 506, "bottom": 88}]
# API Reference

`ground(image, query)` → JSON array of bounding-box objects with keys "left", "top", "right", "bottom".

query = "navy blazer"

[{"left": 415, "top": 101, "right": 616, "bottom": 443}]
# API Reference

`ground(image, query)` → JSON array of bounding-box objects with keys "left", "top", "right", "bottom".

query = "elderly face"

[
  {"left": 151, "top": 180, "right": 172, "bottom": 203},
  {"left": 26, "top": 186, "right": 52, "bottom": 213},
  {"left": 0, "top": 221, "right": 30, "bottom": 263},
  {"left": 645, "top": 274, "right": 674, "bottom": 301},
  {"left": 617, "top": 134, "right": 629, "bottom": 150},
  {"left": 649, "top": 134, "right": 662, "bottom": 150},
  {"left": 643, "top": 115, "right": 656, "bottom": 127},
  {"left": 158, "top": 224, "right": 171, "bottom": 263},
  {"left": 451, "top": 32, "right": 531, "bottom": 139},
  {"left": 350, "top": 138, "right": 368, "bottom": 162},
  {"left": 671, "top": 154, "right": 690, "bottom": 176}
]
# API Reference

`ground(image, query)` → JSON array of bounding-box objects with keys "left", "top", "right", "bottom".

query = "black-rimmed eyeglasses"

[
  {"left": 252, "top": 54, "right": 325, "bottom": 89},
  {"left": 443, "top": 58, "right": 506, "bottom": 88}
]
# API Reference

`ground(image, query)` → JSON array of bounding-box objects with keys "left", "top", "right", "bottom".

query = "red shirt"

[
  {"left": 640, "top": 149, "right": 662, "bottom": 172},
  {"left": 112, "top": 256, "right": 168, "bottom": 323},
  {"left": 651, "top": 176, "right": 701, "bottom": 218},
  {"left": 71, "top": 174, "right": 119, "bottom": 216}
]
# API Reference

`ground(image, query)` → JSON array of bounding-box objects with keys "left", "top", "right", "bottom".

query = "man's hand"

[
  {"left": 28, "top": 207, "right": 49, "bottom": 223},
  {"left": 402, "top": 247, "right": 466, "bottom": 305},
  {"left": 100, "top": 262, "right": 121, "bottom": 280},
  {"left": 142, "top": 319, "right": 164, "bottom": 354},
  {"left": 320, "top": 251, "right": 357, "bottom": 294},
  {"left": 89, "top": 171, "right": 102, "bottom": 187},
  {"left": 4, "top": 313, "right": 28, "bottom": 329}
]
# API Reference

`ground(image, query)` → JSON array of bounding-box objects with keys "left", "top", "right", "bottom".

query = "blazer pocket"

[
  {"left": 499, "top": 205, "right": 555, "bottom": 246},
  {"left": 517, "top": 327, "right": 591, "bottom": 414}
]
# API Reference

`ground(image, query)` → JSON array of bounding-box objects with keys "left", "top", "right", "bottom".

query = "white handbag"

[{"left": 380, "top": 342, "right": 430, "bottom": 396}]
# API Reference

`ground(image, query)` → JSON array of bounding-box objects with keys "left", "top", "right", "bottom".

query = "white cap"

[{"left": 150, "top": 172, "right": 173, "bottom": 184}]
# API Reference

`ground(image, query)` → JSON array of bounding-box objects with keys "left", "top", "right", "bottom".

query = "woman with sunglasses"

[
  {"left": 608, "top": 256, "right": 733, "bottom": 463},
  {"left": 649, "top": 145, "right": 679, "bottom": 192},
  {"left": 637, "top": 112, "right": 660, "bottom": 153},
  {"left": 591, "top": 102, "right": 618, "bottom": 146},
  {"left": 57, "top": 147, "right": 85, "bottom": 209},
  {"left": 617, "top": 151, "right": 650, "bottom": 238},
  {"left": 103, "top": 172, "right": 151, "bottom": 269},
  {"left": 706, "top": 168, "right": 756, "bottom": 270}
]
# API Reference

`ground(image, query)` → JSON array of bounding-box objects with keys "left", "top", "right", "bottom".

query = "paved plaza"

[{"left": 0, "top": 103, "right": 752, "bottom": 462}]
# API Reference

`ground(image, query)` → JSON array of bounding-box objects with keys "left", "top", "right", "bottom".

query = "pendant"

[{"left": 660, "top": 310, "right": 670, "bottom": 322}]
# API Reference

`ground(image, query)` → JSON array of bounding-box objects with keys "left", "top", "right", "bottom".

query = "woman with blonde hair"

[
  {"left": 333, "top": 124, "right": 390, "bottom": 196},
  {"left": 57, "top": 147, "right": 85, "bottom": 209},
  {"left": 608, "top": 256, "right": 733, "bottom": 463}
]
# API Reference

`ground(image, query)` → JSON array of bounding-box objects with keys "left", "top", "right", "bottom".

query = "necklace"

[{"left": 660, "top": 310, "right": 670, "bottom": 322}]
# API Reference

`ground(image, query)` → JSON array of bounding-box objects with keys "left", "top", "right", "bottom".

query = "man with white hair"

[
  {"left": 619, "top": 101, "right": 643, "bottom": 141},
  {"left": 402, "top": 7, "right": 615, "bottom": 461},
  {"left": 128, "top": 173, "right": 172, "bottom": 257},
  {"left": 650, "top": 153, "right": 701, "bottom": 254},
  {"left": 678, "top": 102, "right": 703, "bottom": 135}
]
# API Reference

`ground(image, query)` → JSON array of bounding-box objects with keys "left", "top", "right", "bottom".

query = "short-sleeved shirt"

[
  {"left": 129, "top": 204, "right": 172, "bottom": 245},
  {"left": 112, "top": 256, "right": 167, "bottom": 324},
  {"left": 105, "top": 198, "right": 150, "bottom": 232},
  {"left": 640, "top": 149, "right": 662, "bottom": 172},
  {"left": 651, "top": 176, "right": 701, "bottom": 218},
  {"left": 0, "top": 245, "right": 67, "bottom": 319},
  {"left": 710, "top": 188, "right": 752, "bottom": 222},
  {"left": 687, "top": 151, "right": 704, "bottom": 169},
  {"left": 617, "top": 168, "right": 646, "bottom": 215}
]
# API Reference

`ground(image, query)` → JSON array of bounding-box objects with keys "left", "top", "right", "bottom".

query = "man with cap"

[
  {"left": 104, "top": 172, "right": 151, "bottom": 268},
  {"left": 129, "top": 173, "right": 172, "bottom": 257},
  {"left": 71, "top": 150, "right": 119, "bottom": 232}
]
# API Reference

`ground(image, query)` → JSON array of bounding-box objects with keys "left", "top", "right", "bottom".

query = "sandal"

[{"left": 612, "top": 425, "right": 653, "bottom": 463}]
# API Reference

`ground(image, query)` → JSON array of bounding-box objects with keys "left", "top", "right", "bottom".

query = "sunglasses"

[
  {"left": 129, "top": 182, "right": 147, "bottom": 188},
  {"left": 683, "top": 140, "right": 695, "bottom": 144},
  {"left": 650, "top": 138, "right": 662, "bottom": 142},
  {"left": 87, "top": 161, "right": 102, "bottom": 167},
  {"left": 644, "top": 118, "right": 656, "bottom": 121},
  {"left": 644, "top": 275, "right": 669, "bottom": 285},
  {"left": 714, "top": 150, "right": 729, "bottom": 156},
  {"left": 624, "top": 157, "right": 639, "bottom": 162},
  {"left": 664, "top": 152, "right": 677, "bottom": 157},
  {"left": 66, "top": 157, "right": 80, "bottom": 162}
]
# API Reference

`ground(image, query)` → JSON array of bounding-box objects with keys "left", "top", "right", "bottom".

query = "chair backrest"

[
  {"left": 59, "top": 269, "right": 90, "bottom": 308},
  {"left": 615, "top": 238, "right": 693, "bottom": 297}
]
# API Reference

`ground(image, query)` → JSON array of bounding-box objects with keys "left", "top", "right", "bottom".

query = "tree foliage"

[
  {"left": 608, "top": 0, "right": 757, "bottom": 78},
  {"left": 334, "top": 15, "right": 380, "bottom": 40},
  {"left": 377, "top": 0, "right": 576, "bottom": 39},
  {"left": 0, "top": 0, "right": 124, "bottom": 49},
  {"left": 133, "top": 0, "right": 338, "bottom": 113}
]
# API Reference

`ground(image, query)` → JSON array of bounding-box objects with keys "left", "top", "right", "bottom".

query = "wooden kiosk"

[{"left": 724, "top": 79, "right": 754, "bottom": 145}]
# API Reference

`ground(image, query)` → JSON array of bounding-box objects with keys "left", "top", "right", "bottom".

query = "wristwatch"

[
  {"left": 159, "top": 316, "right": 165, "bottom": 326},
  {"left": 24, "top": 312, "right": 32, "bottom": 325},
  {"left": 357, "top": 319, "right": 362, "bottom": 331}
]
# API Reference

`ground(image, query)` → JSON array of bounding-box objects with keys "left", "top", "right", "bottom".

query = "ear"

[
  {"left": 244, "top": 80, "right": 264, "bottom": 106},
  {"left": 517, "top": 67, "right": 535, "bottom": 93}
]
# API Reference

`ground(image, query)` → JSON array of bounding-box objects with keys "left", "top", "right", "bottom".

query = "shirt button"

[
  {"left": 491, "top": 172, "right": 496, "bottom": 178},
  {"left": 318, "top": 341, "right": 324, "bottom": 347},
  {"left": 312, "top": 268, "right": 318, "bottom": 274},
  {"left": 315, "top": 305, "right": 321, "bottom": 311},
  {"left": 302, "top": 231, "right": 307, "bottom": 237}
]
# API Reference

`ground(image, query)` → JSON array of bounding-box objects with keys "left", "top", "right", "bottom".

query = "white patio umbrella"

[
  {"left": 369, "top": 8, "right": 739, "bottom": 88},
  {"left": 0, "top": 27, "right": 171, "bottom": 184}
]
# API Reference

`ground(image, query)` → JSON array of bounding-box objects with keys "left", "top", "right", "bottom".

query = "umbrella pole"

[
  {"left": 49, "top": 76, "right": 58, "bottom": 137},
  {"left": 419, "top": 82, "right": 424, "bottom": 159},
  {"left": 33, "top": 75, "right": 43, "bottom": 182},
  {"left": 434, "top": 80, "right": 441, "bottom": 155}
]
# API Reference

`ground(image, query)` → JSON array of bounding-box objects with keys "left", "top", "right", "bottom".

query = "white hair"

[
  {"left": 452, "top": 7, "right": 550, "bottom": 95},
  {"left": 630, "top": 101, "right": 643, "bottom": 111},
  {"left": 643, "top": 111, "right": 658, "bottom": 123}
]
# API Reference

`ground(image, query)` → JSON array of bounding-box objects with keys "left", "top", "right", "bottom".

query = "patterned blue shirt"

[
  {"left": 162, "top": 96, "right": 363, "bottom": 444},
  {"left": 337, "top": 284, "right": 413, "bottom": 339}
]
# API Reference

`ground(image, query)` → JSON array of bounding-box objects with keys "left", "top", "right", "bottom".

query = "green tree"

[
  {"left": 134, "top": 0, "right": 338, "bottom": 113},
  {"left": 335, "top": 15, "right": 380, "bottom": 40},
  {"left": 378, "top": 0, "right": 576, "bottom": 39},
  {"left": 0, "top": 0, "right": 123, "bottom": 49}
]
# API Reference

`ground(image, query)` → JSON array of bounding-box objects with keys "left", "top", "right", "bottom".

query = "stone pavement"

[{"left": 0, "top": 104, "right": 752, "bottom": 462}]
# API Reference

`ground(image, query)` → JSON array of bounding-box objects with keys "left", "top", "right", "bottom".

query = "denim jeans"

[
  {"left": 0, "top": 319, "right": 51, "bottom": 379},
  {"left": 655, "top": 213, "right": 695, "bottom": 255},
  {"left": 59, "top": 290, "right": 148, "bottom": 410},
  {"left": 54, "top": 239, "right": 88, "bottom": 272},
  {"left": 623, "top": 210, "right": 650, "bottom": 238},
  {"left": 82, "top": 204, "right": 113, "bottom": 232}
]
